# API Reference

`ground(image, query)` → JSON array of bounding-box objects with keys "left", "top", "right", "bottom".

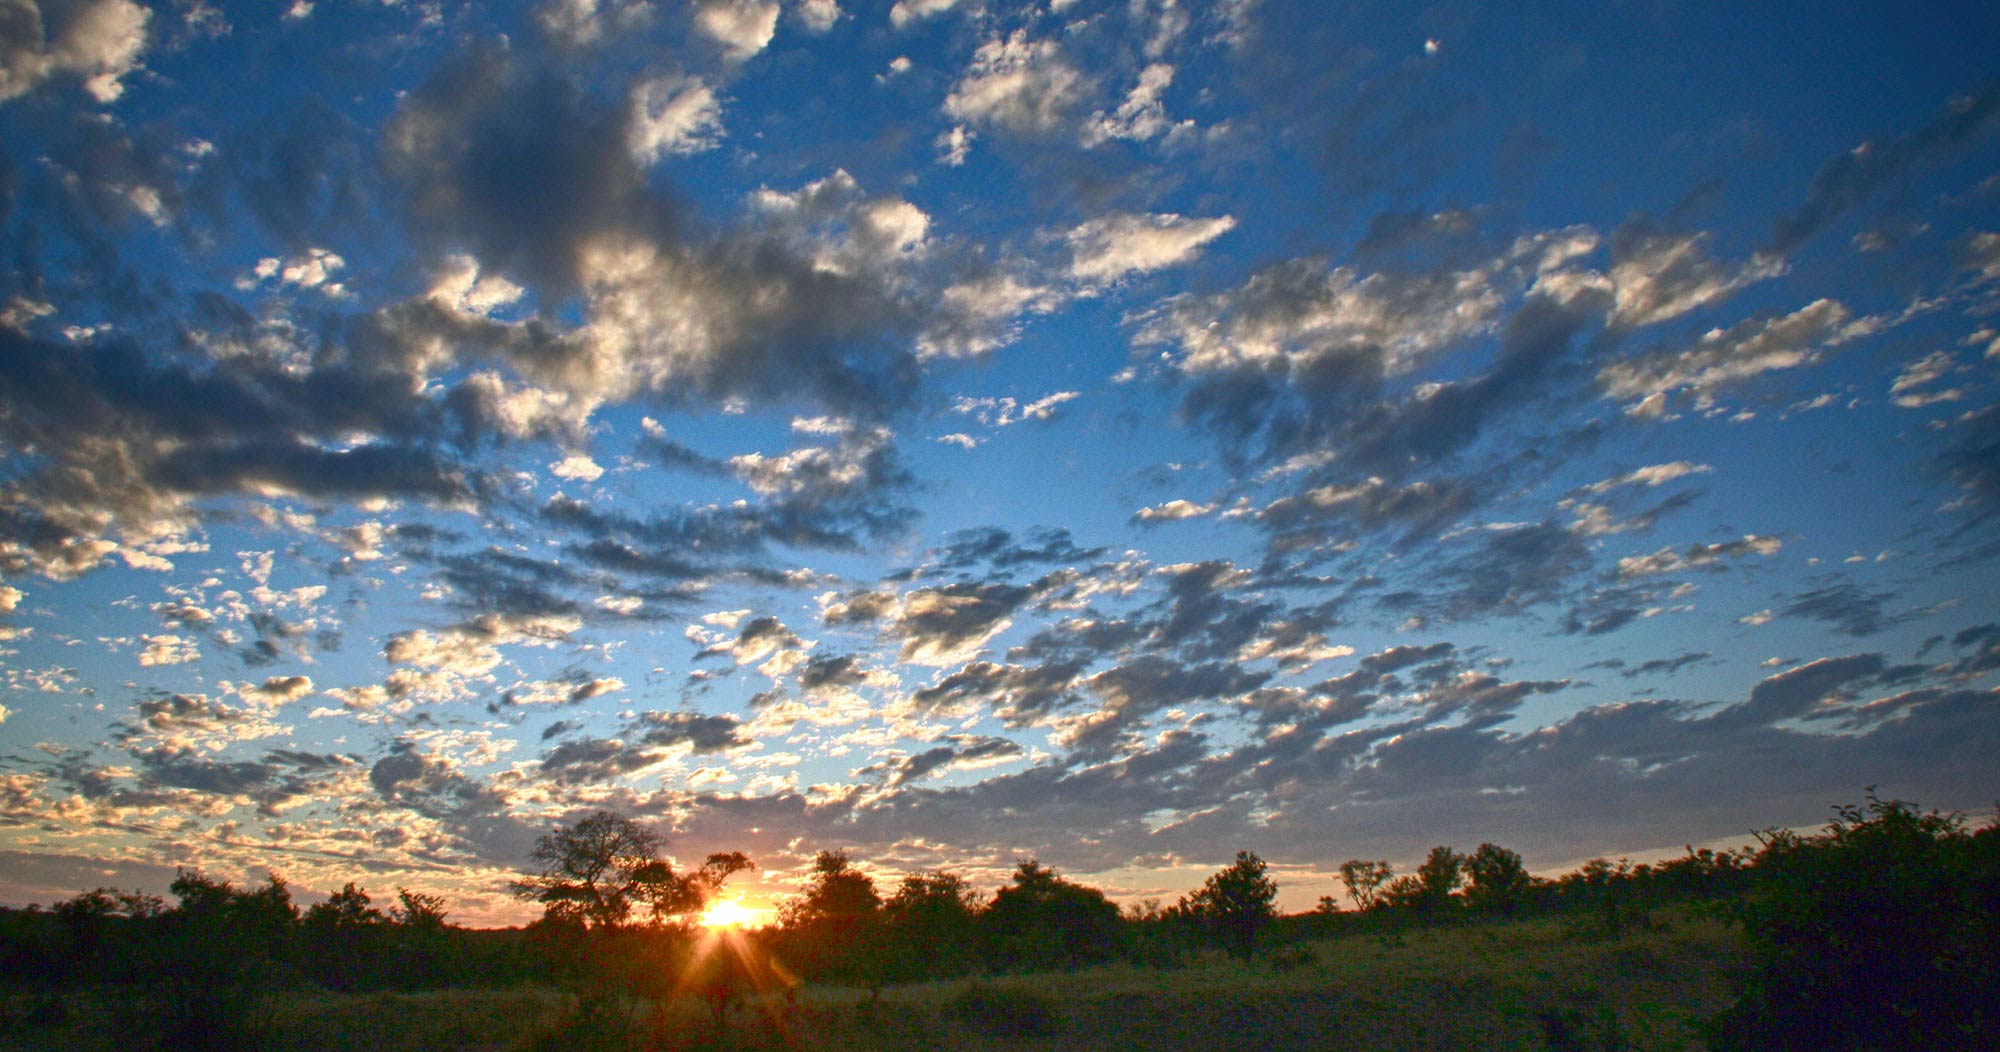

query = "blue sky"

[{"left": 2, "top": 0, "right": 1997, "bottom": 923}]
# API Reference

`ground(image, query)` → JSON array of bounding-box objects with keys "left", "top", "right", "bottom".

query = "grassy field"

[{"left": 1, "top": 911, "right": 1746, "bottom": 1052}]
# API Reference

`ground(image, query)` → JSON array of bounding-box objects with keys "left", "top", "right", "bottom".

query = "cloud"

[
  {"left": 1134, "top": 499, "right": 1217, "bottom": 524},
  {"left": 1780, "top": 583, "right": 1902, "bottom": 638},
  {"left": 533, "top": 0, "right": 655, "bottom": 49},
  {"left": 889, "top": 0, "right": 960, "bottom": 29},
  {"left": 380, "top": 44, "right": 928, "bottom": 419},
  {"left": 550, "top": 453, "right": 605, "bottom": 481},
  {"left": 1067, "top": 212, "right": 1236, "bottom": 285},
  {"left": 1583, "top": 461, "right": 1713, "bottom": 494},
  {"left": 1065, "top": 655, "right": 1269, "bottom": 752},
  {"left": 239, "top": 675, "right": 314, "bottom": 707},
  {"left": 796, "top": 0, "right": 840, "bottom": 33},
  {"left": 878, "top": 735, "right": 1023, "bottom": 787},
  {"left": 0, "top": 0, "right": 150, "bottom": 104},
  {"left": 385, "top": 612, "right": 582, "bottom": 679},
  {"left": 1599, "top": 299, "right": 1857, "bottom": 413},
  {"left": 1251, "top": 475, "right": 1479, "bottom": 550},
  {"left": 627, "top": 74, "right": 724, "bottom": 162},
  {"left": 944, "top": 29, "right": 1086, "bottom": 136},
  {"left": 1615, "top": 534, "right": 1782, "bottom": 579},
  {"left": 137, "top": 633, "right": 200, "bottom": 667},
  {"left": 1766, "top": 84, "right": 2000, "bottom": 256},
  {"left": 887, "top": 580, "right": 1038, "bottom": 666},
  {"left": 949, "top": 391, "right": 1079, "bottom": 428},
  {"left": 1083, "top": 63, "right": 1181, "bottom": 146},
  {"left": 1401, "top": 522, "right": 1594, "bottom": 623},
  {"left": 693, "top": 0, "right": 779, "bottom": 62},
  {"left": 1605, "top": 225, "right": 1783, "bottom": 329},
  {"left": 906, "top": 659, "right": 1086, "bottom": 722},
  {"left": 0, "top": 327, "right": 475, "bottom": 581}
]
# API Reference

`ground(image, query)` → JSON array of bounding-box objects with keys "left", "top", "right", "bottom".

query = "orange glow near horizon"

[{"left": 698, "top": 896, "right": 765, "bottom": 930}]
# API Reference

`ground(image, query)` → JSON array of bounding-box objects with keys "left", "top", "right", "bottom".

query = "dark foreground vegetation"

[{"left": 2, "top": 793, "right": 1993, "bottom": 1051}]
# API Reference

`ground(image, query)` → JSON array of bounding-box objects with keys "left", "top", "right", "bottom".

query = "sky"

[{"left": 1, "top": 0, "right": 1998, "bottom": 925}]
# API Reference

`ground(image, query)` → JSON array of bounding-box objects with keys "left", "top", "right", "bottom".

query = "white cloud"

[
  {"left": 918, "top": 271, "right": 1061, "bottom": 359},
  {"left": 627, "top": 74, "right": 723, "bottom": 162},
  {"left": 138, "top": 633, "right": 200, "bottom": 667},
  {"left": 1083, "top": 63, "right": 1180, "bottom": 146},
  {"left": 889, "top": 0, "right": 961, "bottom": 28},
  {"left": 551, "top": 454, "right": 605, "bottom": 481},
  {"left": 238, "top": 674, "right": 314, "bottom": 707},
  {"left": 428, "top": 255, "right": 525, "bottom": 316},
  {"left": 797, "top": 0, "right": 840, "bottom": 32},
  {"left": 694, "top": 0, "right": 779, "bottom": 62},
  {"left": 1889, "top": 350, "right": 1964, "bottom": 408},
  {"left": 1599, "top": 299, "right": 1856, "bottom": 410},
  {"left": 1067, "top": 212, "right": 1235, "bottom": 284},
  {"left": 239, "top": 249, "right": 347, "bottom": 296},
  {"left": 1608, "top": 231, "right": 1784, "bottom": 328},
  {"left": 935, "top": 124, "right": 972, "bottom": 166},
  {"left": 534, "top": 0, "right": 655, "bottom": 48},
  {"left": 1616, "top": 535, "right": 1783, "bottom": 579},
  {"left": 1583, "top": 461, "right": 1713, "bottom": 494},
  {"left": 1134, "top": 499, "right": 1217, "bottom": 522},
  {"left": 951, "top": 391, "right": 1079, "bottom": 427},
  {"left": 0, "top": 0, "right": 151, "bottom": 104},
  {"left": 944, "top": 30, "right": 1085, "bottom": 135}
]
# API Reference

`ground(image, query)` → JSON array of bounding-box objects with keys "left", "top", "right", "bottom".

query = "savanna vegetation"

[{"left": 1, "top": 793, "right": 1992, "bottom": 1051}]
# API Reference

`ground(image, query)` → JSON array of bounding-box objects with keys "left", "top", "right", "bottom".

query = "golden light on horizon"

[{"left": 699, "top": 896, "right": 763, "bottom": 930}]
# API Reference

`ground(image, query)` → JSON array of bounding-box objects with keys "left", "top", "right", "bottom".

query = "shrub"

[{"left": 1706, "top": 792, "right": 1999, "bottom": 1051}]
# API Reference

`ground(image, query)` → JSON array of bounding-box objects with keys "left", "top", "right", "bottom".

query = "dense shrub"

[{"left": 1706, "top": 793, "right": 1999, "bottom": 1051}]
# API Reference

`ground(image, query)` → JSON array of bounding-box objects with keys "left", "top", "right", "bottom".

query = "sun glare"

[{"left": 700, "top": 897, "right": 761, "bottom": 930}]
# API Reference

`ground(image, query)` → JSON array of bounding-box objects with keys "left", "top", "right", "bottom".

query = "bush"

[{"left": 1706, "top": 793, "right": 1999, "bottom": 1051}]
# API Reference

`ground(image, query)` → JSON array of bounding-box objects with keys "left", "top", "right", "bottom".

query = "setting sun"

[{"left": 699, "top": 897, "right": 762, "bottom": 930}]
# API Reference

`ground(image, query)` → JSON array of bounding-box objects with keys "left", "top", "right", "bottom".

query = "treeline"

[{"left": 2, "top": 794, "right": 1994, "bottom": 1050}]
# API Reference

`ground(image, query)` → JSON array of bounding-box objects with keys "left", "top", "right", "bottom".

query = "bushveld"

[{"left": 2, "top": 909, "right": 1739, "bottom": 1052}]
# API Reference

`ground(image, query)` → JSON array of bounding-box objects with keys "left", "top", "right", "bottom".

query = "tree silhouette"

[
  {"left": 1463, "top": 843, "right": 1531, "bottom": 915},
  {"left": 511, "top": 810, "right": 703, "bottom": 930},
  {"left": 775, "top": 850, "right": 883, "bottom": 982},
  {"left": 302, "top": 882, "right": 384, "bottom": 991},
  {"left": 780, "top": 850, "right": 881, "bottom": 925},
  {"left": 881, "top": 870, "right": 980, "bottom": 979},
  {"left": 1184, "top": 851, "right": 1278, "bottom": 958},
  {"left": 1337, "top": 859, "right": 1393, "bottom": 911},
  {"left": 983, "top": 860, "right": 1121, "bottom": 971}
]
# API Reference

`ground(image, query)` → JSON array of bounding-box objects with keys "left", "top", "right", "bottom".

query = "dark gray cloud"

[
  {"left": 1766, "top": 82, "right": 2000, "bottom": 256},
  {"left": 924, "top": 526, "right": 1107, "bottom": 576},
  {"left": 875, "top": 735, "right": 1025, "bottom": 788},
  {"left": 378, "top": 39, "right": 929, "bottom": 419},
  {"left": 533, "top": 710, "right": 747, "bottom": 786},
  {"left": 1780, "top": 583, "right": 1901, "bottom": 638},
  {"left": 367, "top": 739, "right": 533, "bottom": 862},
  {"left": 906, "top": 659, "right": 1087, "bottom": 723},
  {"left": 1621, "top": 651, "right": 1712, "bottom": 680},
  {"left": 634, "top": 710, "right": 749, "bottom": 753},
  {"left": 1384, "top": 521, "right": 1592, "bottom": 625},
  {"left": 1070, "top": 656, "right": 1270, "bottom": 753},
  {"left": 0, "top": 327, "right": 474, "bottom": 576}
]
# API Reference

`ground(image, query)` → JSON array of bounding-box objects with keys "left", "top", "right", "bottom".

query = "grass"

[{"left": 0, "top": 910, "right": 1744, "bottom": 1052}]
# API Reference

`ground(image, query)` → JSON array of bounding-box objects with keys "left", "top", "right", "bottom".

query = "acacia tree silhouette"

[
  {"left": 1184, "top": 851, "right": 1278, "bottom": 958},
  {"left": 1463, "top": 843, "right": 1532, "bottom": 915},
  {"left": 1337, "top": 859, "right": 1393, "bottom": 911},
  {"left": 511, "top": 810, "right": 703, "bottom": 930}
]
